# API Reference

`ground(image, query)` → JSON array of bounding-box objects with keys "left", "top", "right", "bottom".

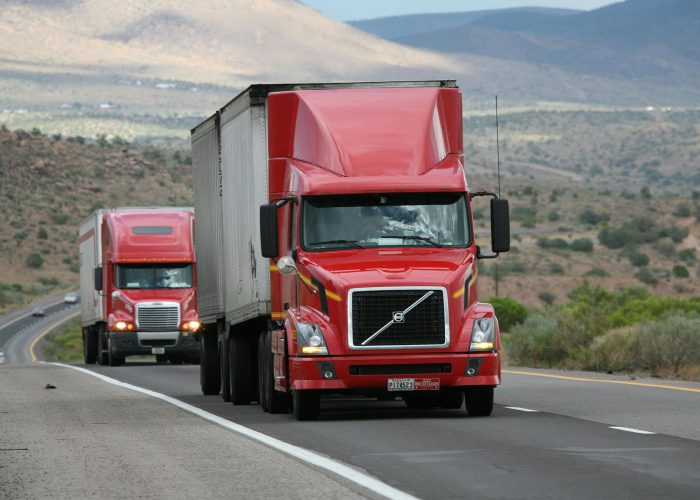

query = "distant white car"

[
  {"left": 63, "top": 292, "right": 78, "bottom": 304},
  {"left": 31, "top": 307, "right": 45, "bottom": 317}
]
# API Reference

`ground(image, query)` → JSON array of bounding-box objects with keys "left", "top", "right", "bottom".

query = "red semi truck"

[
  {"left": 79, "top": 207, "right": 200, "bottom": 366},
  {"left": 191, "top": 81, "right": 510, "bottom": 419}
]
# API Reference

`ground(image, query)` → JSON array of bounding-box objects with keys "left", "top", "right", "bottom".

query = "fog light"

[{"left": 316, "top": 361, "right": 336, "bottom": 380}]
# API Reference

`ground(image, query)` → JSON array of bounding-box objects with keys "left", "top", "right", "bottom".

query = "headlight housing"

[
  {"left": 296, "top": 322, "right": 328, "bottom": 355},
  {"left": 181, "top": 320, "right": 201, "bottom": 332},
  {"left": 112, "top": 320, "right": 135, "bottom": 331},
  {"left": 470, "top": 317, "right": 495, "bottom": 351}
]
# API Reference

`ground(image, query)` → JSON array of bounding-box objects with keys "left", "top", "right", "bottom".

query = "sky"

[{"left": 299, "top": 0, "right": 618, "bottom": 21}]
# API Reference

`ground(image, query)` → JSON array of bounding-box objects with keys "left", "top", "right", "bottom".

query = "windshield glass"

[
  {"left": 302, "top": 193, "right": 470, "bottom": 250},
  {"left": 116, "top": 264, "right": 193, "bottom": 289}
]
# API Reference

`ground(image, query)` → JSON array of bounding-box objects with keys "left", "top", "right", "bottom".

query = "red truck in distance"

[
  {"left": 192, "top": 81, "right": 510, "bottom": 419},
  {"left": 79, "top": 208, "right": 200, "bottom": 366}
]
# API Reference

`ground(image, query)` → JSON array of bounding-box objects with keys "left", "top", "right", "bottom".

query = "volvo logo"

[{"left": 392, "top": 311, "right": 405, "bottom": 323}]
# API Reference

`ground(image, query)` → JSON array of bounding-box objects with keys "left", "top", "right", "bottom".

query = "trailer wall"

[{"left": 78, "top": 210, "right": 103, "bottom": 327}]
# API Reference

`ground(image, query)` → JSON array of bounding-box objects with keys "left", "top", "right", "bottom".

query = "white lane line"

[
  {"left": 49, "top": 363, "right": 418, "bottom": 500},
  {"left": 609, "top": 426, "right": 656, "bottom": 435},
  {"left": 505, "top": 406, "right": 538, "bottom": 413}
]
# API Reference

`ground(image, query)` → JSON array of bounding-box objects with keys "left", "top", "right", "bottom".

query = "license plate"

[
  {"left": 151, "top": 347, "right": 165, "bottom": 355},
  {"left": 388, "top": 378, "right": 440, "bottom": 391}
]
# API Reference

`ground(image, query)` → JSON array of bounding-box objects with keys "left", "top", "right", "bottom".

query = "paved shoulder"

[{"left": 0, "top": 365, "right": 376, "bottom": 499}]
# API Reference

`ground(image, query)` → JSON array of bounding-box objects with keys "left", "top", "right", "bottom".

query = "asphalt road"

[
  {"left": 0, "top": 294, "right": 79, "bottom": 364},
  {"left": 80, "top": 361, "right": 700, "bottom": 499},
  {"left": 4, "top": 306, "right": 700, "bottom": 498}
]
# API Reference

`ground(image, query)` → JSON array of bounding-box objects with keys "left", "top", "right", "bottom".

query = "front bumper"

[
  {"left": 289, "top": 352, "right": 500, "bottom": 391},
  {"left": 108, "top": 331, "right": 199, "bottom": 357}
]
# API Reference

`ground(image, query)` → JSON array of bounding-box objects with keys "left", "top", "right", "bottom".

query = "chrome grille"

[
  {"left": 136, "top": 303, "right": 180, "bottom": 331},
  {"left": 349, "top": 288, "right": 448, "bottom": 349}
]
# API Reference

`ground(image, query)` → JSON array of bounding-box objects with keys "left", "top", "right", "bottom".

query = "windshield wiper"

[
  {"left": 381, "top": 235, "right": 443, "bottom": 247},
  {"left": 309, "top": 239, "right": 365, "bottom": 249}
]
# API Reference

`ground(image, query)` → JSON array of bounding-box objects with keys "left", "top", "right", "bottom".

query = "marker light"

[
  {"left": 297, "top": 322, "right": 328, "bottom": 355},
  {"left": 470, "top": 318, "right": 495, "bottom": 351}
]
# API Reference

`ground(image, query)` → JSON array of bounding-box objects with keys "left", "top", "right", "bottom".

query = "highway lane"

[
  {"left": 81, "top": 361, "right": 700, "bottom": 499},
  {"left": 0, "top": 295, "right": 79, "bottom": 364}
]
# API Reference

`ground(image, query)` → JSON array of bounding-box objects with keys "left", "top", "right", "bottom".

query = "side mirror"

[
  {"left": 277, "top": 255, "right": 297, "bottom": 275},
  {"left": 260, "top": 204, "right": 279, "bottom": 258},
  {"left": 490, "top": 198, "right": 510, "bottom": 253},
  {"left": 94, "top": 266, "right": 103, "bottom": 292}
]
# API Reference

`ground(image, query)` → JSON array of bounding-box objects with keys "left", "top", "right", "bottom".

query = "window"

[
  {"left": 116, "top": 264, "right": 193, "bottom": 289},
  {"left": 302, "top": 193, "right": 470, "bottom": 251}
]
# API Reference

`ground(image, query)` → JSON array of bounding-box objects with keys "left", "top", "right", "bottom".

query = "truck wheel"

[
  {"left": 258, "top": 332, "right": 269, "bottom": 412},
  {"left": 265, "top": 330, "right": 290, "bottom": 414},
  {"left": 200, "top": 328, "right": 221, "bottom": 396},
  {"left": 293, "top": 390, "right": 320, "bottom": 420},
  {"left": 107, "top": 336, "right": 124, "bottom": 366},
  {"left": 403, "top": 393, "right": 437, "bottom": 410},
  {"left": 438, "top": 388, "right": 464, "bottom": 410},
  {"left": 229, "top": 334, "right": 252, "bottom": 405},
  {"left": 97, "top": 326, "right": 109, "bottom": 365},
  {"left": 83, "top": 328, "right": 97, "bottom": 364},
  {"left": 220, "top": 325, "right": 231, "bottom": 402},
  {"left": 464, "top": 387, "right": 494, "bottom": 416}
]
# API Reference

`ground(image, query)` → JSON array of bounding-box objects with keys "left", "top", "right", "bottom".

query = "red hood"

[{"left": 298, "top": 248, "right": 475, "bottom": 296}]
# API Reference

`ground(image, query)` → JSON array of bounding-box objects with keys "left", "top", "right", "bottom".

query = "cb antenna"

[{"left": 495, "top": 95, "right": 501, "bottom": 198}]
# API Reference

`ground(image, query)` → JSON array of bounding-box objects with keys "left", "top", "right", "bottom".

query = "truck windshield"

[
  {"left": 116, "top": 264, "right": 193, "bottom": 289},
  {"left": 302, "top": 193, "right": 470, "bottom": 250}
]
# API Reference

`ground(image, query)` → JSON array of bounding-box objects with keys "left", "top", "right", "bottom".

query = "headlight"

[
  {"left": 470, "top": 317, "right": 495, "bottom": 351},
  {"left": 296, "top": 322, "right": 328, "bottom": 355},
  {"left": 112, "top": 321, "right": 135, "bottom": 331},
  {"left": 181, "top": 320, "right": 201, "bottom": 331}
]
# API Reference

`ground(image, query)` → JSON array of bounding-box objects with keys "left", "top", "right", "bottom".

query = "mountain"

[
  {"left": 352, "top": 1, "right": 700, "bottom": 98},
  {"left": 0, "top": 0, "right": 454, "bottom": 114}
]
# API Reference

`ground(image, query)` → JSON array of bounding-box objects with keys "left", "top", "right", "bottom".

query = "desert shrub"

[
  {"left": 673, "top": 203, "right": 691, "bottom": 217},
  {"left": 626, "top": 251, "right": 649, "bottom": 267},
  {"left": 548, "top": 262, "right": 565, "bottom": 274},
  {"left": 504, "top": 313, "right": 563, "bottom": 366},
  {"left": 598, "top": 216, "right": 659, "bottom": 249},
  {"left": 570, "top": 238, "right": 593, "bottom": 252},
  {"left": 637, "top": 313, "right": 700, "bottom": 377},
  {"left": 579, "top": 208, "right": 610, "bottom": 225},
  {"left": 673, "top": 265, "right": 689, "bottom": 278},
  {"left": 678, "top": 248, "right": 696, "bottom": 263},
  {"left": 659, "top": 225, "right": 689, "bottom": 243},
  {"left": 635, "top": 267, "right": 657, "bottom": 284},
  {"left": 488, "top": 296, "right": 528, "bottom": 332},
  {"left": 585, "top": 267, "right": 610, "bottom": 277},
  {"left": 50, "top": 213, "right": 69, "bottom": 225},
  {"left": 589, "top": 326, "right": 641, "bottom": 372},
  {"left": 38, "top": 277, "right": 59, "bottom": 286},
  {"left": 547, "top": 210, "right": 559, "bottom": 222},
  {"left": 538, "top": 291, "right": 556, "bottom": 305},
  {"left": 37, "top": 227, "right": 48, "bottom": 239},
  {"left": 537, "top": 237, "right": 569, "bottom": 250},
  {"left": 26, "top": 253, "right": 44, "bottom": 268}
]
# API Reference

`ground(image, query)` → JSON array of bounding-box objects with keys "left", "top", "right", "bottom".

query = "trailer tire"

[
  {"left": 200, "top": 328, "right": 221, "bottom": 396},
  {"left": 97, "top": 325, "right": 109, "bottom": 365},
  {"left": 464, "top": 386, "right": 494, "bottom": 416},
  {"left": 83, "top": 328, "right": 97, "bottom": 364},
  {"left": 220, "top": 325, "right": 231, "bottom": 402},
  {"left": 293, "top": 390, "right": 320, "bottom": 421},
  {"left": 229, "top": 334, "right": 253, "bottom": 405}
]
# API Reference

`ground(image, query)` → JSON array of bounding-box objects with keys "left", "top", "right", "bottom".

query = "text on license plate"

[
  {"left": 388, "top": 378, "right": 440, "bottom": 391},
  {"left": 151, "top": 347, "right": 165, "bottom": 355}
]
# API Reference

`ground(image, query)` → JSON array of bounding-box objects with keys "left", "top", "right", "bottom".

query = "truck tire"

[
  {"left": 258, "top": 332, "right": 269, "bottom": 412},
  {"left": 229, "top": 334, "right": 252, "bottom": 405},
  {"left": 293, "top": 390, "right": 320, "bottom": 421},
  {"left": 200, "top": 329, "right": 221, "bottom": 396},
  {"left": 220, "top": 324, "right": 231, "bottom": 402},
  {"left": 107, "top": 336, "right": 124, "bottom": 366},
  {"left": 265, "top": 330, "right": 290, "bottom": 414},
  {"left": 464, "top": 386, "right": 494, "bottom": 416},
  {"left": 97, "top": 326, "right": 109, "bottom": 365},
  {"left": 83, "top": 328, "right": 97, "bottom": 364},
  {"left": 438, "top": 388, "right": 464, "bottom": 409}
]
